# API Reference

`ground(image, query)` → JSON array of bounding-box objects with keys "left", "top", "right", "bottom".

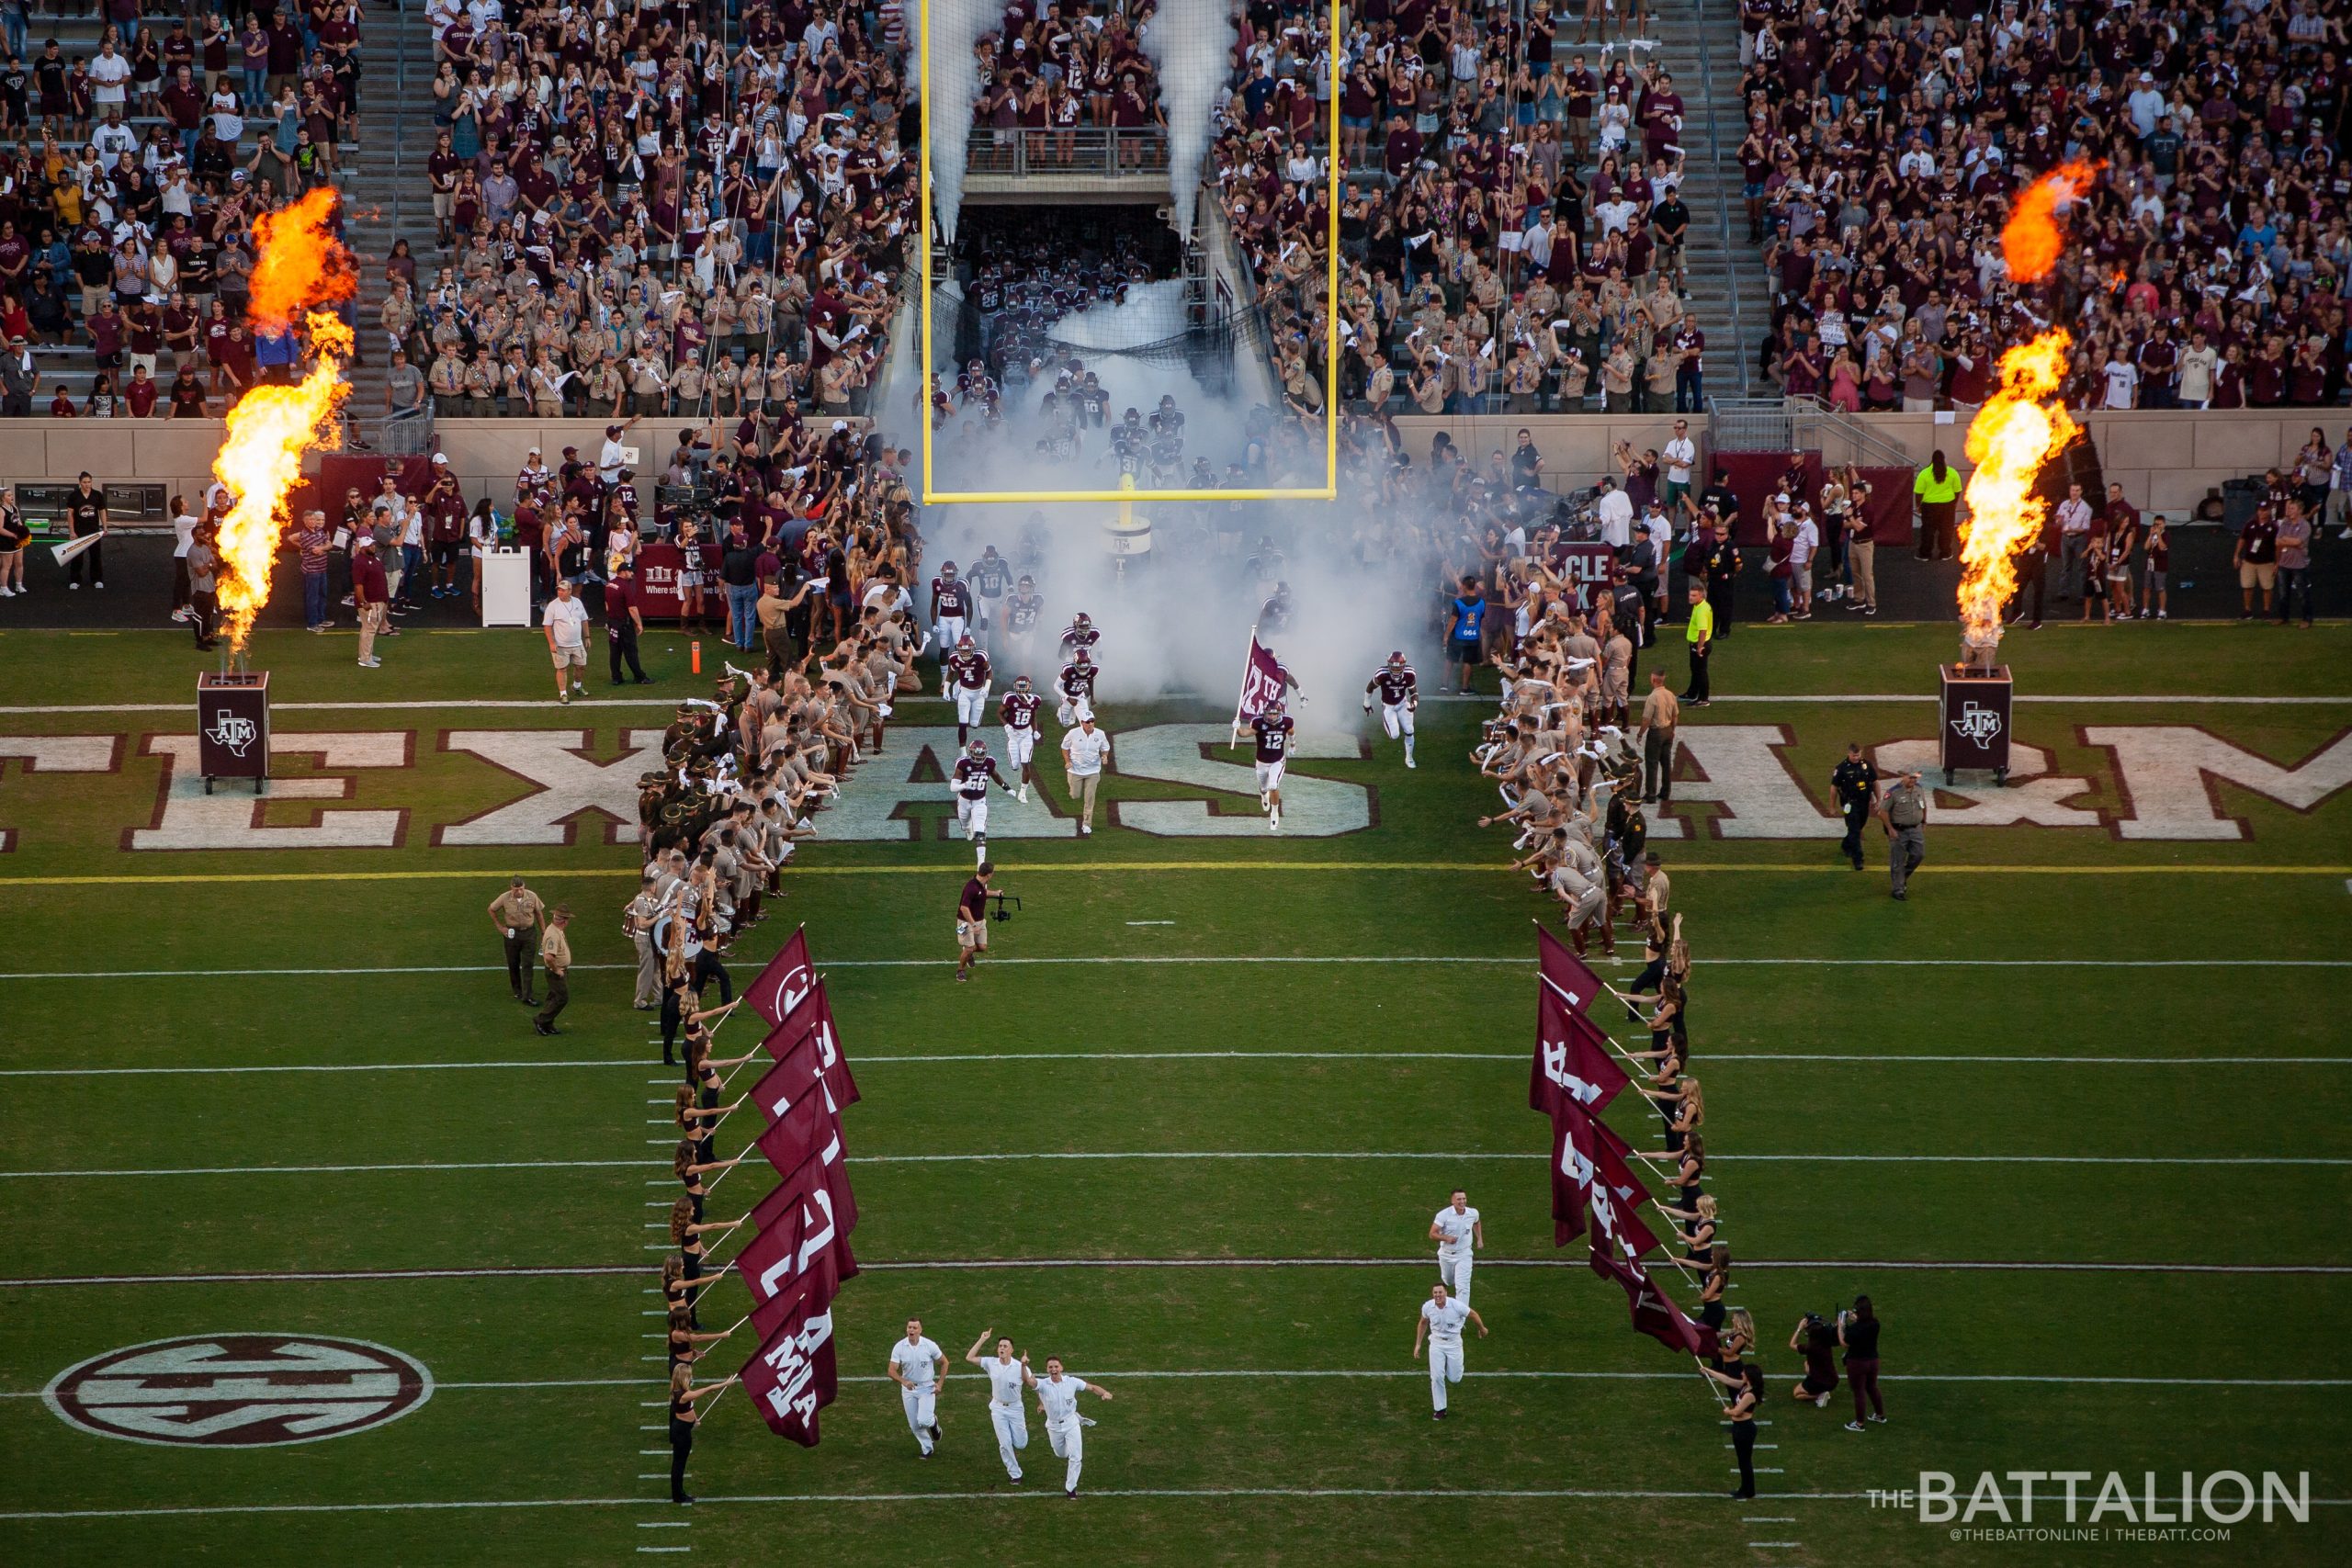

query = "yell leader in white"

[
  {"left": 1412, "top": 1281, "right": 1488, "bottom": 1420},
  {"left": 1034, "top": 1355, "right": 1114, "bottom": 1496},
  {"left": 888, "top": 1317, "right": 945, "bottom": 1458},
  {"left": 966, "top": 1326, "right": 1031, "bottom": 1483},
  {"left": 1430, "top": 1187, "right": 1484, "bottom": 1304}
]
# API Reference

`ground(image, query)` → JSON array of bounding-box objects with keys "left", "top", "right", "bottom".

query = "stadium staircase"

[
  {"left": 1646, "top": 0, "right": 1768, "bottom": 400},
  {"left": 339, "top": 4, "right": 439, "bottom": 449}
]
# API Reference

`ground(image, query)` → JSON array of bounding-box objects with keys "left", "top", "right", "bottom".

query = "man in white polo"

[
  {"left": 888, "top": 1317, "right": 945, "bottom": 1459},
  {"left": 1033, "top": 1355, "right": 1112, "bottom": 1496},
  {"left": 1430, "top": 1188, "right": 1484, "bottom": 1304},
  {"left": 1411, "top": 1281, "right": 1487, "bottom": 1420},
  {"left": 542, "top": 577, "right": 589, "bottom": 703},
  {"left": 966, "top": 1327, "right": 1030, "bottom": 1483},
  {"left": 1059, "top": 712, "right": 1112, "bottom": 837}
]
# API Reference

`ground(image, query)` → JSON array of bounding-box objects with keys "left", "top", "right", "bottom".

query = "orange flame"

[
  {"left": 246, "top": 187, "right": 358, "bottom": 337},
  {"left": 214, "top": 190, "right": 359, "bottom": 649},
  {"left": 1957, "top": 330, "right": 2077, "bottom": 642},
  {"left": 2002, "top": 160, "right": 2103, "bottom": 286}
]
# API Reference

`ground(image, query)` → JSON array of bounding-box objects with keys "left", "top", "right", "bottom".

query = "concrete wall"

[{"left": 8, "top": 406, "right": 2340, "bottom": 520}]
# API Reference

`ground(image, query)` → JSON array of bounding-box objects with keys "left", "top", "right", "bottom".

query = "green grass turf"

[{"left": 0, "top": 624, "right": 2346, "bottom": 1564}]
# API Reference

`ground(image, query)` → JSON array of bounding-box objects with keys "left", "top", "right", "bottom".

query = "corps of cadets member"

[
  {"left": 1363, "top": 649, "right": 1419, "bottom": 769},
  {"left": 488, "top": 874, "right": 547, "bottom": 1007},
  {"left": 1001, "top": 674, "right": 1042, "bottom": 802},
  {"left": 953, "top": 740, "right": 1015, "bottom": 868}
]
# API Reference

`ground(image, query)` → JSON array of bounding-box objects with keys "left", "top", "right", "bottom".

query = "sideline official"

[
  {"left": 1830, "top": 744, "right": 1878, "bottom": 871},
  {"left": 489, "top": 875, "right": 546, "bottom": 1003},
  {"left": 1875, "top": 771, "right": 1928, "bottom": 900},
  {"left": 1679, "top": 583, "right": 1713, "bottom": 706}
]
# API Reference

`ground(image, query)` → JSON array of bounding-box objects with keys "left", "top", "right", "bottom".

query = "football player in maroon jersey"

[
  {"left": 1250, "top": 699, "right": 1296, "bottom": 831},
  {"left": 953, "top": 739, "right": 1014, "bottom": 867},
  {"left": 1363, "top": 650, "right": 1419, "bottom": 768},
  {"left": 1000, "top": 675, "right": 1043, "bottom": 802},
  {"left": 944, "top": 633, "right": 993, "bottom": 746}
]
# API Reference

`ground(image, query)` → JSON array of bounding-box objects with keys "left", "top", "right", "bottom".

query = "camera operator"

[{"left": 956, "top": 861, "right": 1007, "bottom": 984}]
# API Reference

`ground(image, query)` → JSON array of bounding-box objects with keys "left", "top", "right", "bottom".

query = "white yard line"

[
  {"left": 11, "top": 1048, "right": 2345, "bottom": 1079},
  {"left": 4, "top": 955, "right": 2350, "bottom": 982},
  {"left": 6, "top": 1149, "right": 2346, "bottom": 1179}
]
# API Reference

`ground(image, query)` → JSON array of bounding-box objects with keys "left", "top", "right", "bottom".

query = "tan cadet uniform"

[
  {"left": 490, "top": 884, "right": 547, "bottom": 1002},
  {"left": 626, "top": 882, "right": 662, "bottom": 1009},
  {"left": 534, "top": 916, "right": 573, "bottom": 1032}
]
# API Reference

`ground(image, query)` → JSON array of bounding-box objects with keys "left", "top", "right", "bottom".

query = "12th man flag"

[
  {"left": 1229, "top": 634, "right": 1292, "bottom": 741},
  {"left": 758, "top": 979, "right": 861, "bottom": 1107},
  {"left": 1536, "top": 924, "right": 1609, "bottom": 1013},
  {"left": 1531, "top": 981, "right": 1632, "bottom": 1119},
  {"left": 746, "top": 925, "right": 817, "bottom": 1029},
  {"left": 739, "top": 1273, "right": 839, "bottom": 1446}
]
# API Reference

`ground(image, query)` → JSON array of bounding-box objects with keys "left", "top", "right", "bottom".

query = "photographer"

[
  {"left": 1789, "top": 1313, "right": 1841, "bottom": 1409},
  {"left": 956, "top": 861, "right": 1005, "bottom": 984},
  {"left": 1839, "top": 1296, "right": 1885, "bottom": 1431}
]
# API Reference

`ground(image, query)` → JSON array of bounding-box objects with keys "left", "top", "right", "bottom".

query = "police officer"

[
  {"left": 1830, "top": 743, "right": 1879, "bottom": 872},
  {"left": 1875, "top": 770, "right": 1928, "bottom": 900},
  {"left": 489, "top": 875, "right": 547, "bottom": 1004}
]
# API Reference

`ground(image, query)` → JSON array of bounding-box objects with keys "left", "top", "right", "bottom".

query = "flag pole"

[{"left": 1229, "top": 620, "right": 1261, "bottom": 747}]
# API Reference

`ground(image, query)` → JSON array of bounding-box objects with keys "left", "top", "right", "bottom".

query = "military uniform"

[
  {"left": 1882, "top": 779, "right": 1928, "bottom": 898},
  {"left": 490, "top": 885, "right": 546, "bottom": 1003},
  {"left": 1831, "top": 754, "right": 1879, "bottom": 871}
]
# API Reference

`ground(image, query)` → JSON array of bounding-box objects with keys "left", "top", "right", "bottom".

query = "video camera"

[{"left": 987, "top": 890, "right": 1023, "bottom": 923}]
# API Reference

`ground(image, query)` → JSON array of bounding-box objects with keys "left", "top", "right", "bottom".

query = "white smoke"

[
  {"left": 923, "top": 0, "right": 998, "bottom": 245},
  {"left": 1141, "top": 0, "right": 1238, "bottom": 243}
]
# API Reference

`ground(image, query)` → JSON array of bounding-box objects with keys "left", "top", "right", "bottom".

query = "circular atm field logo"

[{"left": 44, "top": 1335, "right": 435, "bottom": 1448}]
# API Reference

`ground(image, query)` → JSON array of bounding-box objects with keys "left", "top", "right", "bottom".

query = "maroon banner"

[
  {"left": 758, "top": 981, "right": 861, "bottom": 1107},
  {"left": 1531, "top": 983, "right": 1631, "bottom": 1118},
  {"left": 1588, "top": 1229, "right": 1718, "bottom": 1359},
  {"left": 749, "top": 1112, "right": 860, "bottom": 1242},
  {"left": 752, "top": 1042, "right": 841, "bottom": 1181},
  {"left": 747, "top": 927, "right": 816, "bottom": 1029},
  {"left": 1545, "top": 541, "right": 1617, "bottom": 609},
  {"left": 1535, "top": 926, "right": 1608, "bottom": 1014},
  {"left": 1551, "top": 1103, "right": 1596, "bottom": 1246},
  {"left": 731, "top": 1161, "right": 854, "bottom": 1325},
  {"left": 739, "top": 1276, "right": 839, "bottom": 1446},
  {"left": 1587, "top": 1117, "right": 1661, "bottom": 1258},
  {"left": 636, "top": 542, "right": 686, "bottom": 621},
  {"left": 1233, "top": 634, "right": 1287, "bottom": 725}
]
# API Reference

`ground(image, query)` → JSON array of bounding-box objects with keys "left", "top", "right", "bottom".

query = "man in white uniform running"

[
  {"left": 966, "top": 1327, "right": 1031, "bottom": 1483},
  {"left": 1411, "top": 1282, "right": 1487, "bottom": 1419},
  {"left": 1034, "top": 1355, "right": 1113, "bottom": 1496},
  {"left": 888, "top": 1318, "right": 945, "bottom": 1457},
  {"left": 1430, "top": 1188, "right": 1484, "bottom": 1304}
]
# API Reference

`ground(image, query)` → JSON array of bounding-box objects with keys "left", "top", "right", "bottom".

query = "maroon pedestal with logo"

[
  {"left": 197, "top": 671, "right": 270, "bottom": 795},
  {"left": 1937, "top": 664, "right": 2011, "bottom": 784}
]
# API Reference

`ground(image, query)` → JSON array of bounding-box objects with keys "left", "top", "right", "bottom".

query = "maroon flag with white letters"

[
  {"left": 1536, "top": 924, "right": 1609, "bottom": 1013},
  {"left": 758, "top": 980, "right": 861, "bottom": 1107},
  {"left": 738, "top": 1274, "right": 839, "bottom": 1446},
  {"left": 752, "top": 1038, "right": 843, "bottom": 1180},
  {"left": 1531, "top": 982, "right": 1632, "bottom": 1118},
  {"left": 732, "top": 1159, "right": 854, "bottom": 1330},
  {"left": 1588, "top": 1227, "right": 1718, "bottom": 1359},
  {"left": 747, "top": 926, "right": 817, "bottom": 1028},
  {"left": 1229, "top": 634, "right": 1289, "bottom": 739},
  {"left": 750, "top": 1112, "right": 859, "bottom": 1242},
  {"left": 1551, "top": 1102, "right": 1597, "bottom": 1245},
  {"left": 1587, "top": 1117, "right": 1661, "bottom": 1258}
]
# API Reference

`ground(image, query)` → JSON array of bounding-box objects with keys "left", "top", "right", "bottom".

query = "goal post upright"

[{"left": 916, "top": 0, "right": 1342, "bottom": 507}]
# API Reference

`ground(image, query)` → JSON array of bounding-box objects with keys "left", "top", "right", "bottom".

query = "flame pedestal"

[
  {"left": 1937, "top": 663, "right": 2011, "bottom": 786},
  {"left": 197, "top": 671, "right": 271, "bottom": 795}
]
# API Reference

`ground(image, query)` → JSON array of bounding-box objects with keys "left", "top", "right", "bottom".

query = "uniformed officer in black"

[
  {"left": 1830, "top": 743, "right": 1879, "bottom": 871},
  {"left": 1700, "top": 515, "right": 1740, "bottom": 639}
]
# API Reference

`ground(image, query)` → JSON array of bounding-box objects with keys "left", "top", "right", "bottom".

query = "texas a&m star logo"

[
  {"left": 202, "top": 708, "right": 259, "bottom": 757},
  {"left": 43, "top": 1335, "right": 434, "bottom": 1447},
  {"left": 1949, "top": 702, "right": 2005, "bottom": 747}
]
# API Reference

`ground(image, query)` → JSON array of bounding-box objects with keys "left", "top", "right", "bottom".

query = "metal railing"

[
  {"left": 1705, "top": 397, "right": 1796, "bottom": 452},
  {"left": 963, "top": 127, "right": 1170, "bottom": 179},
  {"left": 1706, "top": 394, "right": 1939, "bottom": 468},
  {"left": 379, "top": 404, "right": 435, "bottom": 457}
]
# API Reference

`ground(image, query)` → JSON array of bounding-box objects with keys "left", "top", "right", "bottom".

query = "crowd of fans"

[
  {"left": 0, "top": 3, "right": 365, "bottom": 417},
  {"left": 1740, "top": 0, "right": 2352, "bottom": 412}
]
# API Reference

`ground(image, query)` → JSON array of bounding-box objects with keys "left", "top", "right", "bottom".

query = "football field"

[{"left": 0, "top": 622, "right": 2347, "bottom": 1565}]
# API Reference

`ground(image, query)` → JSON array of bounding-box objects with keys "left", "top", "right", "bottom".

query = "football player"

[
  {"left": 1257, "top": 581, "right": 1294, "bottom": 635},
  {"left": 930, "top": 559, "right": 974, "bottom": 651},
  {"left": 952, "top": 739, "right": 1013, "bottom": 867},
  {"left": 967, "top": 545, "right": 1012, "bottom": 653},
  {"left": 1004, "top": 573, "right": 1045, "bottom": 675},
  {"left": 1250, "top": 698, "right": 1295, "bottom": 831},
  {"left": 1001, "top": 674, "right": 1042, "bottom": 802},
  {"left": 1056, "top": 647, "right": 1098, "bottom": 727},
  {"left": 1363, "top": 649, "right": 1419, "bottom": 768},
  {"left": 944, "top": 634, "right": 992, "bottom": 746},
  {"left": 1058, "top": 610, "right": 1100, "bottom": 660}
]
